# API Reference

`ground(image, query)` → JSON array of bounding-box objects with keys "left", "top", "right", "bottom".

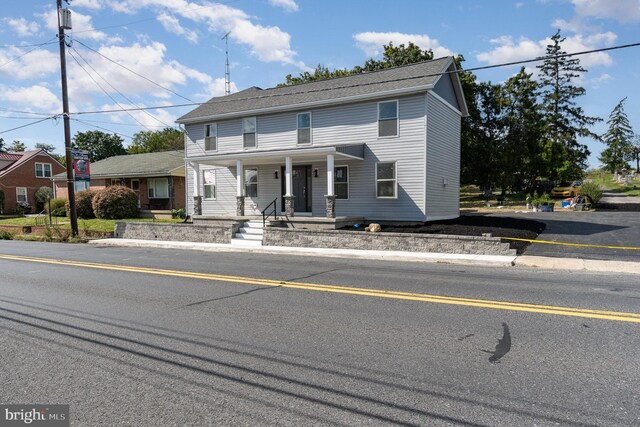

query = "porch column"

[
  {"left": 191, "top": 162, "right": 202, "bottom": 216},
  {"left": 236, "top": 160, "right": 245, "bottom": 216},
  {"left": 284, "top": 156, "right": 295, "bottom": 217},
  {"left": 325, "top": 154, "right": 336, "bottom": 218}
]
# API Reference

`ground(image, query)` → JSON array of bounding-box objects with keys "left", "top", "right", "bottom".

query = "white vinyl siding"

[
  {"left": 16, "top": 187, "right": 27, "bottom": 203},
  {"left": 242, "top": 117, "right": 256, "bottom": 148},
  {"left": 203, "top": 170, "right": 216, "bottom": 199},
  {"left": 148, "top": 178, "right": 169, "bottom": 198},
  {"left": 35, "top": 162, "right": 52, "bottom": 178},
  {"left": 378, "top": 100, "right": 398, "bottom": 137},
  {"left": 425, "top": 92, "right": 460, "bottom": 220},
  {"left": 297, "top": 112, "right": 311, "bottom": 145},
  {"left": 204, "top": 123, "right": 217, "bottom": 151}
]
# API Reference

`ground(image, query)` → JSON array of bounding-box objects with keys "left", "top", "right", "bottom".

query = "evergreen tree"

[
  {"left": 7, "top": 140, "right": 26, "bottom": 152},
  {"left": 537, "top": 30, "right": 601, "bottom": 181},
  {"left": 625, "top": 134, "right": 640, "bottom": 173},
  {"left": 599, "top": 97, "right": 633, "bottom": 173},
  {"left": 0, "top": 138, "right": 5, "bottom": 152}
]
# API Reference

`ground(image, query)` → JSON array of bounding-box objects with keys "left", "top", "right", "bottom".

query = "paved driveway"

[{"left": 490, "top": 211, "right": 640, "bottom": 262}]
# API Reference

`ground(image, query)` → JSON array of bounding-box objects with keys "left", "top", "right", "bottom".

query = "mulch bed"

[{"left": 366, "top": 215, "right": 546, "bottom": 255}]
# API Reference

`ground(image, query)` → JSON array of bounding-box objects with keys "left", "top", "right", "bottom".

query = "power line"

[
  {"left": 0, "top": 40, "right": 59, "bottom": 48},
  {"left": 0, "top": 37, "right": 58, "bottom": 70},
  {"left": 0, "top": 116, "right": 59, "bottom": 134},
  {"left": 71, "top": 118, "right": 169, "bottom": 128},
  {"left": 67, "top": 47, "right": 153, "bottom": 131},
  {"left": 74, "top": 39, "right": 195, "bottom": 103},
  {"left": 0, "top": 108, "right": 56, "bottom": 116},
  {"left": 70, "top": 45, "right": 176, "bottom": 128},
  {"left": 69, "top": 40, "right": 640, "bottom": 117},
  {"left": 71, "top": 118, "right": 134, "bottom": 139}
]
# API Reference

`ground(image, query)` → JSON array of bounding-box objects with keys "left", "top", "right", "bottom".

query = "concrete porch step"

[
  {"left": 230, "top": 238, "right": 263, "bottom": 246},
  {"left": 239, "top": 227, "right": 264, "bottom": 235},
  {"left": 233, "top": 233, "right": 263, "bottom": 241},
  {"left": 245, "top": 221, "right": 269, "bottom": 228}
]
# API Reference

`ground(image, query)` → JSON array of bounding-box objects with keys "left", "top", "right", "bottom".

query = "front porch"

[{"left": 188, "top": 144, "right": 364, "bottom": 220}]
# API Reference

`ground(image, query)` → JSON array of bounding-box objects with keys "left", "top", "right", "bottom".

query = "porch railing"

[{"left": 262, "top": 198, "right": 277, "bottom": 227}]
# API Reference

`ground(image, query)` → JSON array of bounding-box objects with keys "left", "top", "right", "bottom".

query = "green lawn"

[
  {"left": 0, "top": 216, "right": 184, "bottom": 233},
  {"left": 588, "top": 172, "right": 640, "bottom": 197}
]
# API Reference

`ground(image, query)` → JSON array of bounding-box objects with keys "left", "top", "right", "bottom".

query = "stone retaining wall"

[
  {"left": 263, "top": 228, "right": 516, "bottom": 256},
  {"left": 114, "top": 222, "right": 237, "bottom": 243}
]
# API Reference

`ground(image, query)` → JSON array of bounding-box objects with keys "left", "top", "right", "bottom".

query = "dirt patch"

[{"left": 346, "top": 215, "right": 546, "bottom": 255}]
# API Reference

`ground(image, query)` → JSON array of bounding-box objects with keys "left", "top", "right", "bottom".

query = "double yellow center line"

[{"left": 1, "top": 253, "right": 639, "bottom": 323}]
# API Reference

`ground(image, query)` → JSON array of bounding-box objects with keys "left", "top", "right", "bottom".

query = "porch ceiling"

[{"left": 188, "top": 144, "right": 364, "bottom": 167}]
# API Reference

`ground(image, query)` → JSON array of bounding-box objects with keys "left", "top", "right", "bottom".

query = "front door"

[{"left": 281, "top": 165, "right": 312, "bottom": 212}]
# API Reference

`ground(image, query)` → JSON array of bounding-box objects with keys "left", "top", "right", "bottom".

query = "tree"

[
  {"left": 626, "top": 134, "right": 640, "bottom": 173},
  {"left": 72, "top": 130, "right": 126, "bottom": 162},
  {"left": 280, "top": 42, "right": 434, "bottom": 86},
  {"left": 7, "top": 140, "right": 26, "bottom": 152},
  {"left": 128, "top": 128, "right": 184, "bottom": 154},
  {"left": 537, "top": 30, "right": 601, "bottom": 181},
  {"left": 500, "top": 68, "right": 546, "bottom": 193},
  {"left": 0, "top": 138, "right": 5, "bottom": 152},
  {"left": 35, "top": 143, "right": 56, "bottom": 153},
  {"left": 599, "top": 98, "right": 633, "bottom": 173}
]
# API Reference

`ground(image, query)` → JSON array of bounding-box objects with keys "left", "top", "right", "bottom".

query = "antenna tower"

[{"left": 222, "top": 32, "right": 231, "bottom": 96}]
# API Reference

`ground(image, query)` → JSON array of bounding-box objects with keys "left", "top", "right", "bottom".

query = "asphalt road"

[
  {"left": 1, "top": 241, "right": 639, "bottom": 426},
  {"left": 493, "top": 211, "right": 640, "bottom": 261}
]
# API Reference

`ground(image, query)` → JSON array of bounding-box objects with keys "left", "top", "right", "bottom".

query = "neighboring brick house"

[
  {"left": 0, "top": 150, "right": 65, "bottom": 214},
  {"left": 53, "top": 150, "right": 186, "bottom": 217}
]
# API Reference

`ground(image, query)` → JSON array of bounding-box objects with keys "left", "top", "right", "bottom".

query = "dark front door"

[{"left": 281, "top": 165, "right": 312, "bottom": 212}]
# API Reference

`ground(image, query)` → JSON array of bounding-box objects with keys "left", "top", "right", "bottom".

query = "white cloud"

[
  {"left": 572, "top": 0, "right": 640, "bottom": 23},
  {"left": 2, "top": 18, "right": 40, "bottom": 37},
  {"left": 268, "top": 0, "right": 299, "bottom": 12},
  {"left": 588, "top": 73, "right": 612, "bottom": 88},
  {"left": 0, "top": 85, "right": 59, "bottom": 110},
  {"left": 515, "top": 2, "right": 524, "bottom": 8},
  {"left": 476, "top": 32, "right": 617, "bottom": 68},
  {"left": 103, "top": 1, "right": 306, "bottom": 69},
  {"left": 156, "top": 13, "right": 199, "bottom": 44},
  {"left": 39, "top": 7, "right": 110, "bottom": 41},
  {"left": 0, "top": 47, "right": 59, "bottom": 80},
  {"left": 353, "top": 31, "right": 454, "bottom": 59},
  {"left": 71, "top": 0, "right": 104, "bottom": 10}
]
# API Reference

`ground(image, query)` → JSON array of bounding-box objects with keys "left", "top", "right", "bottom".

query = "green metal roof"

[{"left": 52, "top": 150, "right": 185, "bottom": 180}]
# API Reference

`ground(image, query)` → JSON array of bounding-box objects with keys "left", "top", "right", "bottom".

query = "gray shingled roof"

[
  {"left": 52, "top": 150, "right": 184, "bottom": 180},
  {"left": 177, "top": 57, "right": 454, "bottom": 123}
]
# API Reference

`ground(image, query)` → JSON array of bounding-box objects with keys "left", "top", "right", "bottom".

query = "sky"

[{"left": 0, "top": 0, "right": 639, "bottom": 169}]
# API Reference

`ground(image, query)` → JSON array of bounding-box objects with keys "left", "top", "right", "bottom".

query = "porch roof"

[{"left": 188, "top": 144, "right": 365, "bottom": 167}]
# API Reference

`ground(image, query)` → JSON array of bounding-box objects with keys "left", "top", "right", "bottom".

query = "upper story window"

[
  {"left": 35, "top": 162, "right": 52, "bottom": 178},
  {"left": 378, "top": 100, "right": 398, "bottom": 137},
  {"left": 148, "top": 178, "right": 169, "bottom": 199},
  {"left": 335, "top": 166, "right": 349, "bottom": 200},
  {"left": 242, "top": 117, "right": 256, "bottom": 149},
  {"left": 376, "top": 162, "right": 397, "bottom": 198},
  {"left": 204, "top": 123, "right": 217, "bottom": 151},
  {"left": 244, "top": 168, "right": 258, "bottom": 197},
  {"left": 297, "top": 112, "right": 311, "bottom": 145}
]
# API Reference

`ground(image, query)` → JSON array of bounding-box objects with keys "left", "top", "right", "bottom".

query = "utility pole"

[{"left": 57, "top": 0, "right": 78, "bottom": 236}]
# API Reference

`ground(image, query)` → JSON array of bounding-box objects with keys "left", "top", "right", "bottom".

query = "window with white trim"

[
  {"left": 148, "top": 178, "right": 169, "bottom": 199},
  {"left": 244, "top": 168, "right": 258, "bottom": 198},
  {"left": 335, "top": 166, "right": 349, "bottom": 200},
  {"left": 35, "top": 162, "right": 52, "bottom": 178},
  {"left": 376, "top": 162, "right": 397, "bottom": 198},
  {"left": 242, "top": 117, "right": 256, "bottom": 148},
  {"left": 297, "top": 112, "right": 311, "bottom": 145},
  {"left": 378, "top": 100, "right": 398, "bottom": 137},
  {"left": 203, "top": 170, "right": 216, "bottom": 199},
  {"left": 204, "top": 123, "right": 217, "bottom": 151},
  {"left": 16, "top": 187, "right": 27, "bottom": 203}
]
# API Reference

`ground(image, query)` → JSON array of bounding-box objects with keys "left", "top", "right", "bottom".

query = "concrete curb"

[
  {"left": 88, "top": 238, "right": 517, "bottom": 267},
  {"left": 515, "top": 255, "right": 640, "bottom": 275}
]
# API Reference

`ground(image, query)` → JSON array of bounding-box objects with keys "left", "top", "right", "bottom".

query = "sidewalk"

[{"left": 89, "top": 238, "right": 640, "bottom": 274}]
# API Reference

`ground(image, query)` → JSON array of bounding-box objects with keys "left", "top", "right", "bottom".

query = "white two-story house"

[{"left": 177, "top": 56, "right": 468, "bottom": 223}]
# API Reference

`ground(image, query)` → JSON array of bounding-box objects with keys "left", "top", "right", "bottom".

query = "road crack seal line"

[{"left": 1, "top": 253, "right": 640, "bottom": 323}]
